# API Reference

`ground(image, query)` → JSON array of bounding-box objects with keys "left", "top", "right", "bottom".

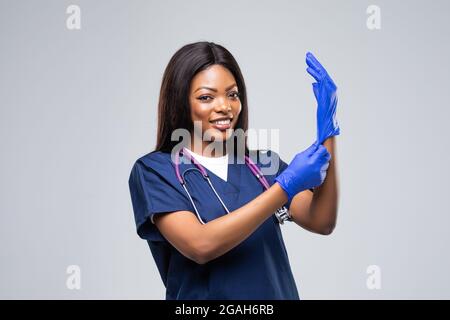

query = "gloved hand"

[
  {"left": 275, "top": 141, "right": 331, "bottom": 202},
  {"left": 306, "top": 52, "right": 340, "bottom": 145}
]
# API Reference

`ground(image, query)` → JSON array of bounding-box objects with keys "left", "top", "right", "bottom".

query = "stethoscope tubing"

[{"left": 174, "top": 147, "right": 288, "bottom": 224}]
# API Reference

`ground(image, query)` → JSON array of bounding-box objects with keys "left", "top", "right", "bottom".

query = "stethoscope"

[{"left": 174, "top": 147, "right": 292, "bottom": 225}]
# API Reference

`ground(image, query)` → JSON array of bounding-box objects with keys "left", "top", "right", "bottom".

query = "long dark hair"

[{"left": 155, "top": 41, "right": 249, "bottom": 155}]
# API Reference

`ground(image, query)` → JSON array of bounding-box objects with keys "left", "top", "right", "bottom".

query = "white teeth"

[{"left": 212, "top": 119, "right": 230, "bottom": 125}]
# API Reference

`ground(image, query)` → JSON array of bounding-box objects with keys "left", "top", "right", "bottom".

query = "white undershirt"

[{"left": 184, "top": 148, "right": 229, "bottom": 182}]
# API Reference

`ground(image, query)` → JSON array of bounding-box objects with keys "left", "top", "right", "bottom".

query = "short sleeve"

[{"left": 128, "top": 160, "right": 194, "bottom": 242}]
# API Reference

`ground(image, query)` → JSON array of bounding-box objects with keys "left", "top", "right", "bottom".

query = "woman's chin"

[
  {"left": 210, "top": 134, "right": 227, "bottom": 142},
  {"left": 205, "top": 127, "right": 233, "bottom": 141}
]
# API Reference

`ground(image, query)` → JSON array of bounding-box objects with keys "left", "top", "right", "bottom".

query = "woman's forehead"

[{"left": 191, "top": 65, "right": 236, "bottom": 91}]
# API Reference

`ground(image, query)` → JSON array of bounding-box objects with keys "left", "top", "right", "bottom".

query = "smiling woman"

[
  {"left": 128, "top": 41, "right": 340, "bottom": 300},
  {"left": 154, "top": 42, "right": 249, "bottom": 157}
]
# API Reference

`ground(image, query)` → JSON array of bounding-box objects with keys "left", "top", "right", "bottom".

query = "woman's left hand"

[{"left": 306, "top": 52, "right": 340, "bottom": 144}]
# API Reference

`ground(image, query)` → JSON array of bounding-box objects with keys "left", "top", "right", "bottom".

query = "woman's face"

[{"left": 189, "top": 64, "right": 242, "bottom": 149}]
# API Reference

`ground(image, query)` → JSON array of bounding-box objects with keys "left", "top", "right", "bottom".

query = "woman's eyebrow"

[{"left": 194, "top": 83, "right": 237, "bottom": 93}]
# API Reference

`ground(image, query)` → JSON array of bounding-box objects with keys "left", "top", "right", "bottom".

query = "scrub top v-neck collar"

[
  {"left": 183, "top": 148, "right": 229, "bottom": 182},
  {"left": 179, "top": 151, "right": 243, "bottom": 195}
]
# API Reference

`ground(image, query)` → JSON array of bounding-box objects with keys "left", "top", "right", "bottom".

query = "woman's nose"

[{"left": 215, "top": 98, "right": 230, "bottom": 112}]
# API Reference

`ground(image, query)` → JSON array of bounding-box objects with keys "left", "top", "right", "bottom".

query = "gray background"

[{"left": 1, "top": 0, "right": 449, "bottom": 299}]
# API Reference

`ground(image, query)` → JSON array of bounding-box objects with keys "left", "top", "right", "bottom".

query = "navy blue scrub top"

[{"left": 128, "top": 149, "right": 313, "bottom": 300}]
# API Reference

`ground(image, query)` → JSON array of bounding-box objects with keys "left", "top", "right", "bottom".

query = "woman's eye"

[
  {"left": 198, "top": 96, "right": 212, "bottom": 102},
  {"left": 229, "top": 92, "right": 240, "bottom": 99},
  {"left": 198, "top": 92, "right": 239, "bottom": 102}
]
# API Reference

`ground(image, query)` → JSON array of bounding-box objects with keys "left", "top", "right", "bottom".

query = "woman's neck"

[{"left": 189, "top": 139, "right": 227, "bottom": 158}]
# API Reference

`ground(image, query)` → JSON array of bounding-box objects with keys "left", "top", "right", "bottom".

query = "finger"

[
  {"left": 306, "top": 52, "right": 325, "bottom": 71},
  {"left": 306, "top": 142, "right": 319, "bottom": 154},
  {"left": 305, "top": 54, "right": 321, "bottom": 73},
  {"left": 307, "top": 67, "right": 320, "bottom": 82},
  {"left": 316, "top": 145, "right": 331, "bottom": 159},
  {"left": 323, "top": 150, "right": 332, "bottom": 162},
  {"left": 310, "top": 146, "right": 326, "bottom": 160},
  {"left": 317, "top": 145, "right": 331, "bottom": 157},
  {"left": 320, "top": 170, "right": 327, "bottom": 182},
  {"left": 316, "top": 144, "right": 327, "bottom": 153}
]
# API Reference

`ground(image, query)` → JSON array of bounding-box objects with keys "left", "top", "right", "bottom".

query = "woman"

[{"left": 128, "top": 41, "right": 340, "bottom": 300}]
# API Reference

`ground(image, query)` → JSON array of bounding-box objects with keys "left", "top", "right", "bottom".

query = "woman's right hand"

[{"left": 275, "top": 142, "right": 331, "bottom": 201}]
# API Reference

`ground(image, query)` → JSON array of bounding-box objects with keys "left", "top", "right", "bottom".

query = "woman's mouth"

[{"left": 210, "top": 119, "right": 231, "bottom": 131}]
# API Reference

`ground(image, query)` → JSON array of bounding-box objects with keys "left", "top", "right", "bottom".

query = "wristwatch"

[{"left": 274, "top": 206, "right": 292, "bottom": 224}]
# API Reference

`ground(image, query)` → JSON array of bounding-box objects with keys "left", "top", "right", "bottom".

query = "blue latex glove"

[
  {"left": 275, "top": 141, "right": 331, "bottom": 202},
  {"left": 306, "top": 52, "right": 340, "bottom": 145}
]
